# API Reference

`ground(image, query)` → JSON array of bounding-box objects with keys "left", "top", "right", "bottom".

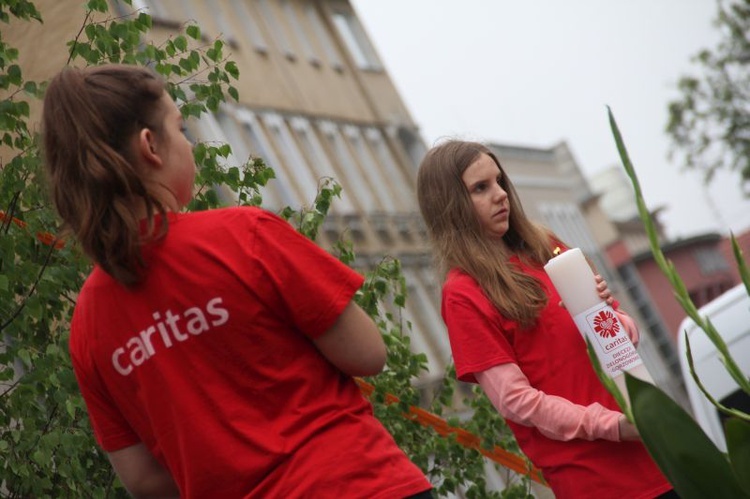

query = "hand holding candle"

[{"left": 543, "top": 247, "right": 654, "bottom": 408}]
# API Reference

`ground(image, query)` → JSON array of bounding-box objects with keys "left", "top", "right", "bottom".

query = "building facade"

[{"left": 634, "top": 233, "right": 741, "bottom": 340}]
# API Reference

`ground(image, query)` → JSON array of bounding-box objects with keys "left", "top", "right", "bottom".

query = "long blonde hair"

[{"left": 417, "top": 140, "right": 557, "bottom": 329}]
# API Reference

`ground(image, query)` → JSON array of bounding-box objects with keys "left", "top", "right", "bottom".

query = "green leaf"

[
  {"left": 585, "top": 337, "right": 630, "bottom": 417},
  {"left": 17, "top": 100, "right": 29, "bottom": 117},
  {"left": 5, "top": 47, "right": 19, "bottom": 62},
  {"left": 137, "top": 12, "right": 152, "bottom": 29},
  {"left": 626, "top": 374, "right": 749, "bottom": 498},
  {"left": 7, "top": 64, "right": 22, "bottom": 85},
  {"left": 186, "top": 25, "right": 200, "bottom": 40},
  {"left": 22, "top": 80, "right": 37, "bottom": 96},
  {"left": 32, "top": 448, "right": 48, "bottom": 466},
  {"left": 225, "top": 61, "right": 239, "bottom": 79},
  {"left": 84, "top": 23, "right": 96, "bottom": 40},
  {"left": 726, "top": 418, "right": 750, "bottom": 495},
  {"left": 178, "top": 57, "right": 193, "bottom": 72},
  {"left": 18, "top": 348, "right": 32, "bottom": 368},
  {"left": 86, "top": 0, "right": 109, "bottom": 12},
  {"left": 174, "top": 35, "right": 187, "bottom": 52}
]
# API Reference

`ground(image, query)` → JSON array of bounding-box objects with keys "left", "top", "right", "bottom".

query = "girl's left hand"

[
  {"left": 615, "top": 310, "right": 640, "bottom": 346},
  {"left": 594, "top": 274, "right": 614, "bottom": 306},
  {"left": 594, "top": 274, "right": 641, "bottom": 345}
]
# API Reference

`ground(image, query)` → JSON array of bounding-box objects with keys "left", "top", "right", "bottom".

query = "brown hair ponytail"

[{"left": 42, "top": 64, "right": 168, "bottom": 286}]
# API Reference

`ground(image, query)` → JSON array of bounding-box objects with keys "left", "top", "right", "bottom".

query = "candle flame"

[{"left": 553, "top": 246, "right": 562, "bottom": 256}]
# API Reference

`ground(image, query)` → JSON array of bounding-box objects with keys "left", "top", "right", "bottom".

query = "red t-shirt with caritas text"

[{"left": 70, "top": 207, "right": 430, "bottom": 499}]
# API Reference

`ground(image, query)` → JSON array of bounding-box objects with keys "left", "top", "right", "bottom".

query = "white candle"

[
  {"left": 543, "top": 247, "right": 654, "bottom": 408},
  {"left": 542, "top": 248, "right": 600, "bottom": 316}
]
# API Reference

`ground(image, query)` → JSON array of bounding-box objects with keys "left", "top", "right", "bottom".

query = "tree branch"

[
  {"left": 66, "top": 10, "right": 93, "bottom": 66},
  {"left": 0, "top": 239, "right": 56, "bottom": 332}
]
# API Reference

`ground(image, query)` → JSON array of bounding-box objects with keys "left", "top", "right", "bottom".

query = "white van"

[{"left": 677, "top": 284, "right": 750, "bottom": 452}]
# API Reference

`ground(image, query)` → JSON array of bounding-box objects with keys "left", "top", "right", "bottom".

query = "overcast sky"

[{"left": 350, "top": 0, "right": 750, "bottom": 240}]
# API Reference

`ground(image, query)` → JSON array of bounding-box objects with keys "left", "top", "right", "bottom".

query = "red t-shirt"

[
  {"left": 442, "top": 260, "right": 672, "bottom": 499},
  {"left": 70, "top": 207, "right": 430, "bottom": 498}
]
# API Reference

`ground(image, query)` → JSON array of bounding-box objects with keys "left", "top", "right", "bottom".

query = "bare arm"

[
  {"left": 312, "top": 300, "right": 386, "bottom": 377},
  {"left": 107, "top": 443, "right": 180, "bottom": 498}
]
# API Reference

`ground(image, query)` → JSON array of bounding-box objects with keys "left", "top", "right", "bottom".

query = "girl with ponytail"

[{"left": 43, "top": 64, "right": 432, "bottom": 499}]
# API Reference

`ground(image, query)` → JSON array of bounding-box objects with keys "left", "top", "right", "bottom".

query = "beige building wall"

[{"left": 0, "top": 2, "right": 88, "bottom": 137}]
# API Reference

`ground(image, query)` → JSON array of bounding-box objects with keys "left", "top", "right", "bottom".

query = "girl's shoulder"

[
  {"left": 178, "top": 205, "right": 280, "bottom": 227},
  {"left": 445, "top": 267, "right": 472, "bottom": 284},
  {"left": 444, "top": 268, "right": 482, "bottom": 296}
]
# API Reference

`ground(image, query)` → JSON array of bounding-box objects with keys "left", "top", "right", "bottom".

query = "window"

[
  {"left": 291, "top": 118, "right": 355, "bottom": 213},
  {"left": 130, "top": 0, "right": 170, "bottom": 19},
  {"left": 695, "top": 248, "right": 731, "bottom": 275},
  {"left": 304, "top": 2, "right": 344, "bottom": 71},
  {"left": 263, "top": 113, "right": 324, "bottom": 206},
  {"left": 256, "top": 0, "right": 296, "bottom": 60},
  {"left": 320, "top": 121, "right": 377, "bottom": 211},
  {"left": 343, "top": 125, "right": 395, "bottom": 211},
  {"left": 211, "top": 1, "right": 240, "bottom": 47},
  {"left": 396, "top": 125, "right": 426, "bottom": 172},
  {"left": 282, "top": 0, "right": 320, "bottom": 66},
  {"left": 331, "top": 9, "right": 382, "bottom": 71},
  {"left": 235, "top": 108, "right": 297, "bottom": 207},
  {"left": 366, "top": 127, "right": 415, "bottom": 207},
  {"left": 229, "top": 0, "right": 268, "bottom": 53},
  {"left": 213, "top": 109, "right": 284, "bottom": 208}
]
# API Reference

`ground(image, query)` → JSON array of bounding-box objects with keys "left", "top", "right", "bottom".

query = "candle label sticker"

[{"left": 573, "top": 303, "right": 644, "bottom": 377}]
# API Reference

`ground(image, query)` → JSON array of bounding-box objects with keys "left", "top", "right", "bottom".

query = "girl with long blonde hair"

[{"left": 417, "top": 140, "right": 675, "bottom": 499}]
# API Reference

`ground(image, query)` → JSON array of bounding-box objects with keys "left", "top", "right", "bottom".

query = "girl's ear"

[{"left": 137, "top": 128, "right": 162, "bottom": 168}]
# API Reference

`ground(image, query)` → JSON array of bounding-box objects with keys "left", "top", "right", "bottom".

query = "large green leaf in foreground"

[
  {"left": 726, "top": 418, "right": 750, "bottom": 495},
  {"left": 625, "top": 374, "right": 749, "bottom": 499}
]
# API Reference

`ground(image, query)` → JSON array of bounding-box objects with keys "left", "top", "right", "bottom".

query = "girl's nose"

[{"left": 493, "top": 184, "right": 507, "bottom": 201}]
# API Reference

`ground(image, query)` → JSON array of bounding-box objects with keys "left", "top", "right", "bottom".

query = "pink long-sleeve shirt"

[{"left": 476, "top": 310, "right": 639, "bottom": 441}]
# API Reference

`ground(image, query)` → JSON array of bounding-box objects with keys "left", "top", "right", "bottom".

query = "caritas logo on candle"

[
  {"left": 593, "top": 310, "right": 620, "bottom": 339},
  {"left": 586, "top": 308, "right": 629, "bottom": 353},
  {"left": 574, "top": 304, "right": 643, "bottom": 377}
]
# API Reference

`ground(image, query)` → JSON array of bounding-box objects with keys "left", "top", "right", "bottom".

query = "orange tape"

[
  {"left": 0, "top": 211, "right": 65, "bottom": 249},
  {"left": 355, "top": 378, "right": 547, "bottom": 485}
]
